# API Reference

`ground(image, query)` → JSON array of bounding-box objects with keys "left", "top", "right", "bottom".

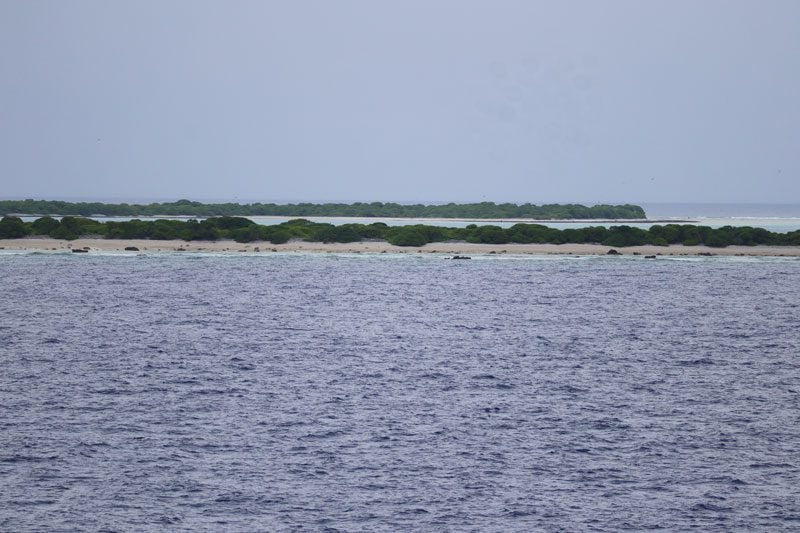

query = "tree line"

[
  {"left": 1, "top": 215, "right": 798, "bottom": 248},
  {"left": 0, "top": 199, "right": 646, "bottom": 220}
]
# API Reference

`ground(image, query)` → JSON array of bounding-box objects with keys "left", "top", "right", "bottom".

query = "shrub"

[
  {"left": 0, "top": 216, "right": 29, "bottom": 239},
  {"left": 387, "top": 227, "right": 427, "bottom": 246}
]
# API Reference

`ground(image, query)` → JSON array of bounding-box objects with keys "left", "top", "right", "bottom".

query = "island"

[
  {"left": 1, "top": 216, "right": 798, "bottom": 254},
  {"left": 0, "top": 199, "right": 646, "bottom": 220}
]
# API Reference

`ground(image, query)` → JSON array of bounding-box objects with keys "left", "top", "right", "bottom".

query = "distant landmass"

[{"left": 0, "top": 199, "right": 647, "bottom": 220}]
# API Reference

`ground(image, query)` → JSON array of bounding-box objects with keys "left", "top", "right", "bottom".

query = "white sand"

[{"left": 1, "top": 238, "right": 799, "bottom": 257}]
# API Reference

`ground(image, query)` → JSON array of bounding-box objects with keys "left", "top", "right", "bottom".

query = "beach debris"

[{"left": 606, "top": 249, "right": 621, "bottom": 255}]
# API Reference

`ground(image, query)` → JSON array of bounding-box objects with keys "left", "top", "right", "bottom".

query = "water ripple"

[{"left": 1, "top": 253, "right": 799, "bottom": 531}]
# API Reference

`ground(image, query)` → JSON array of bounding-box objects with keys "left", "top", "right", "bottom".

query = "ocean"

[{"left": 1, "top": 252, "right": 799, "bottom": 531}]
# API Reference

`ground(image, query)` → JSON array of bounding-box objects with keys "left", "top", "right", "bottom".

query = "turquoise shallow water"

[
  {"left": 1, "top": 252, "right": 799, "bottom": 531},
  {"left": 17, "top": 202, "right": 800, "bottom": 232}
]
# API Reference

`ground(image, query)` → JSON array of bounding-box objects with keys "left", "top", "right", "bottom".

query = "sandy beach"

[{"left": 1, "top": 237, "right": 799, "bottom": 257}]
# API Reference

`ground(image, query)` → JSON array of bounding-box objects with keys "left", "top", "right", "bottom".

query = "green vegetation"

[
  {"left": 2, "top": 216, "right": 799, "bottom": 248},
  {"left": 0, "top": 199, "right": 646, "bottom": 219}
]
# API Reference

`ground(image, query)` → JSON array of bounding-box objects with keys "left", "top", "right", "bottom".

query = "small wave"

[
  {"left": 156, "top": 516, "right": 183, "bottom": 525},
  {"left": 166, "top": 378, "right": 201, "bottom": 385},
  {"left": 419, "top": 372, "right": 446, "bottom": 379},
  {"left": 557, "top": 384, "right": 588, "bottom": 393},
  {"left": 190, "top": 388, "right": 241, "bottom": 395},
  {"left": 301, "top": 430, "right": 347, "bottom": 440},
  {"left": 400, "top": 508, "right": 430, "bottom": 515},
  {"left": 7, "top": 499, "right": 58, "bottom": 506},
  {"left": 214, "top": 492, "right": 247, "bottom": 503},
  {"left": 592, "top": 418, "right": 630, "bottom": 430},
  {"left": 691, "top": 502, "right": 733, "bottom": 513},
  {"left": 749, "top": 462, "right": 795, "bottom": 469},
  {"left": 503, "top": 508, "right": 537, "bottom": 518},
  {"left": 92, "top": 388, "right": 127, "bottom": 395},
  {"left": 678, "top": 358, "right": 715, "bottom": 366},
  {"left": 0, "top": 454, "right": 58, "bottom": 463}
]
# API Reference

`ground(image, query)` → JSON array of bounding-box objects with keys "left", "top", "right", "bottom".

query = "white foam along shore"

[{"left": 2, "top": 238, "right": 800, "bottom": 257}]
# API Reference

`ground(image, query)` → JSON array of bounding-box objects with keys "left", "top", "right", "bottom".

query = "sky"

[{"left": 1, "top": 0, "right": 798, "bottom": 205}]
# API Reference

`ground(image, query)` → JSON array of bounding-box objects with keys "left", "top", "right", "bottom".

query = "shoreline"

[{"left": 1, "top": 238, "right": 799, "bottom": 257}]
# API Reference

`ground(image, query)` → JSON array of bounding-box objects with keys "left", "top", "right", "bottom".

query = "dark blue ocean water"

[{"left": 1, "top": 252, "right": 799, "bottom": 531}]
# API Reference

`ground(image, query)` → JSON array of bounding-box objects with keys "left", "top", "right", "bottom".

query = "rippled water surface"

[{"left": 2, "top": 252, "right": 800, "bottom": 531}]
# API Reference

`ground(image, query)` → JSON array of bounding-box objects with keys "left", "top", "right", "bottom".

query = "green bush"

[
  {"left": 30, "top": 216, "right": 60, "bottom": 235},
  {"left": 0, "top": 216, "right": 29, "bottom": 238},
  {"left": 387, "top": 227, "right": 428, "bottom": 246},
  {"left": 269, "top": 229, "right": 291, "bottom": 244}
]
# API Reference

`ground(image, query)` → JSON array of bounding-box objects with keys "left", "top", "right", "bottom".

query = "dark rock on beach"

[
  {"left": 71, "top": 248, "right": 88, "bottom": 253},
  {"left": 124, "top": 246, "right": 140, "bottom": 251},
  {"left": 450, "top": 255, "right": 472, "bottom": 260},
  {"left": 606, "top": 249, "right": 621, "bottom": 255}
]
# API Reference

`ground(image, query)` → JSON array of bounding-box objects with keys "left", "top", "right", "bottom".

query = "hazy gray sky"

[{"left": 1, "top": 0, "right": 798, "bottom": 204}]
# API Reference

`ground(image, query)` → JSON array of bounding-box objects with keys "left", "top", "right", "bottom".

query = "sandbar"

[{"left": 1, "top": 238, "right": 799, "bottom": 257}]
